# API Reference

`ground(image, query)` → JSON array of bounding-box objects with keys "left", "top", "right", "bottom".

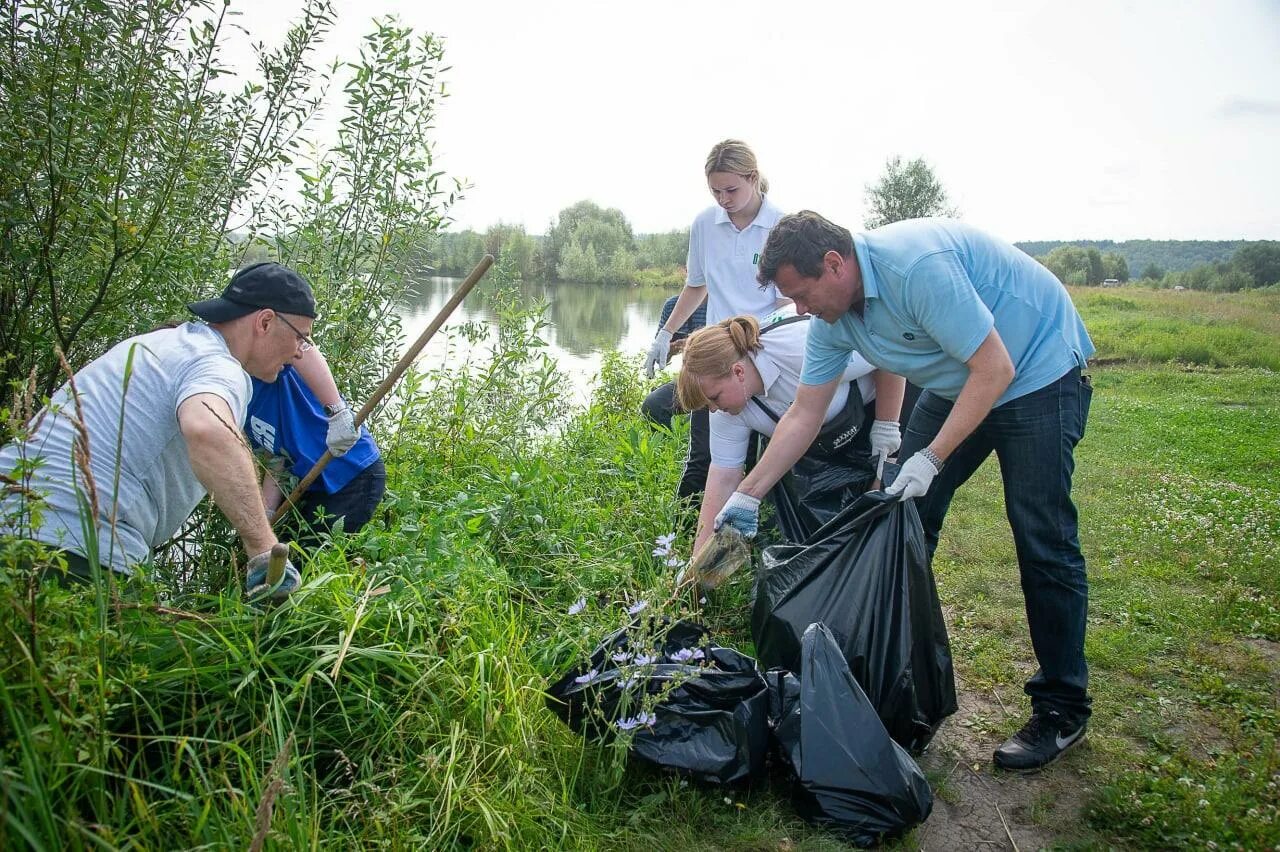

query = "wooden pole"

[{"left": 271, "top": 255, "right": 495, "bottom": 524}]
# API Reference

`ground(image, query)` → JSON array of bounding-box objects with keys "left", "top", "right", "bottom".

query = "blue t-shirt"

[
  {"left": 246, "top": 366, "right": 379, "bottom": 495},
  {"left": 659, "top": 295, "right": 707, "bottom": 341},
  {"left": 801, "top": 218, "right": 1094, "bottom": 405}
]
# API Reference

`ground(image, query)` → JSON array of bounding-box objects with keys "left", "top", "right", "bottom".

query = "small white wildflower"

[
  {"left": 610, "top": 650, "right": 632, "bottom": 664},
  {"left": 670, "top": 648, "right": 704, "bottom": 663},
  {"left": 573, "top": 669, "right": 599, "bottom": 685},
  {"left": 627, "top": 600, "right": 649, "bottom": 615},
  {"left": 568, "top": 597, "right": 586, "bottom": 615}
]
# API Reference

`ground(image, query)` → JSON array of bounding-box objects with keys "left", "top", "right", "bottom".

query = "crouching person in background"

[{"left": 247, "top": 344, "right": 386, "bottom": 549}]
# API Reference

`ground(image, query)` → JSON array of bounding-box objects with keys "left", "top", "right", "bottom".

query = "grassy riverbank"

[{"left": 2, "top": 288, "right": 1278, "bottom": 849}]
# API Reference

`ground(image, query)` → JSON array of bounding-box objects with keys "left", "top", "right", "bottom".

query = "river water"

[{"left": 397, "top": 276, "right": 677, "bottom": 406}]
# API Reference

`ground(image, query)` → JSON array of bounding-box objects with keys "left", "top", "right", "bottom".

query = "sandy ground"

[{"left": 914, "top": 678, "right": 1092, "bottom": 851}]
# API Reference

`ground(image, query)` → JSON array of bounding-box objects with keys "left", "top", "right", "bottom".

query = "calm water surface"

[{"left": 397, "top": 276, "right": 677, "bottom": 406}]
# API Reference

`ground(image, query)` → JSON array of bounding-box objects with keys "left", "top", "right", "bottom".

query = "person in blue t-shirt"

[
  {"left": 641, "top": 294, "right": 708, "bottom": 430},
  {"left": 641, "top": 294, "right": 710, "bottom": 507},
  {"left": 246, "top": 345, "right": 385, "bottom": 545},
  {"left": 717, "top": 211, "right": 1096, "bottom": 775}
]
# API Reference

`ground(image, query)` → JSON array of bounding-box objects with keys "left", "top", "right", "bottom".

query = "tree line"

[
  {"left": 427, "top": 202, "right": 689, "bottom": 286},
  {"left": 1030, "top": 241, "right": 1280, "bottom": 291},
  {"left": 1016, "top": 239, "right": 1247, "bottom": 277},
  {"left": 431, "top": 157, "right": 1280, "bottom": 295}
]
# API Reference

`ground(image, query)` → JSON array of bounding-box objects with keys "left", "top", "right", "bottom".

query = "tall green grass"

[
  {"left": 0, "top": 298, "right": 705, "bottom": 850},
  {"left": 1072, "top": 285, "right": 1280, "bottom": 369}
]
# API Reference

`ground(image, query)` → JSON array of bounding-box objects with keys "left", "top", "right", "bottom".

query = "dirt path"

[{"left": 914, "top": 681, "right": 1092, "bottom": 850}]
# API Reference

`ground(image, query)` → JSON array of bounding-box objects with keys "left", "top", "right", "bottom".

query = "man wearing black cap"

[{"left": 0, "top": 262, "right": 318, "bottom": 600}]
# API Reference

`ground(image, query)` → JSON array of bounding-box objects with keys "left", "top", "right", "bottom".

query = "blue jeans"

[{"left": 900, "top": 368, "right": 1093, "bottom": 723}]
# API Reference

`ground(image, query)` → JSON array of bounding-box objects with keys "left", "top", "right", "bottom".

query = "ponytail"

[{"left": 675, "top": 316, "right": 763, "bottom": 411}]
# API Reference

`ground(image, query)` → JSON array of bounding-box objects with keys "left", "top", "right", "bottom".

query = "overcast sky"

[{"left": 228, "top": 0, "right": 1280, "bottom": 241}]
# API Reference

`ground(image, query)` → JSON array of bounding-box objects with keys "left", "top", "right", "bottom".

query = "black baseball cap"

[{"left": 187, "top": 262, "right": 317, "bottom": 323}]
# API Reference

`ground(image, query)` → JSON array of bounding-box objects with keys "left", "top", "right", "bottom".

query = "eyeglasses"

[{"left": 275, "top": 313, "right": 315, "bottom": 353}]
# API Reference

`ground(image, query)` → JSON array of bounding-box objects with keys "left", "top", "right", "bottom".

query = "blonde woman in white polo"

[{"left": 644, "top": 140, "right": 791, "bottom": 508}]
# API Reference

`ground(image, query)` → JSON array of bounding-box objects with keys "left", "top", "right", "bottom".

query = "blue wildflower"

[
  {"left": 573, "top": 668, "right": 599, "bottom": 685},
  {"left": 651, "top": 532, "right": 677, "bottom": 558},
  {"left": 568, "top": 597, "right": 586, "bottom": 615},
  {"left": 670, "top": 647, "right": 704, "bottom": 663}
]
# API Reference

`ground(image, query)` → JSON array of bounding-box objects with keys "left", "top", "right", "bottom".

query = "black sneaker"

[{"left": 993, "top": 711, "right": 1086, "bottom": 773}]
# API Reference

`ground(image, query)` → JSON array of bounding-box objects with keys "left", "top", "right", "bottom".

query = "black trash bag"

[
  {"left": 770, "top": 623, "right": 933, "bottom": 846},
  {"left": 753, "top": 490, "right": 957, "bottom": 752},
  {"left": 546, "top": 619, "right": 770, "bottom": 785},
  {"left": 766, "top": 449, "right": 875, "bottom": 543}
]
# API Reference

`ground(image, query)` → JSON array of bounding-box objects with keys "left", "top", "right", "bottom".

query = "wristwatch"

[{"left": 920, "top": 446, "right": 945, "bottom": 470}]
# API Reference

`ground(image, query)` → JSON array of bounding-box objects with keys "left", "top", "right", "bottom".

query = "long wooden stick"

[{"left": 271, "top": 255, "right": 495, "bottom": 524}]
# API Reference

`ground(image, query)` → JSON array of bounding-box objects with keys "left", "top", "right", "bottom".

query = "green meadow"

[{"left": 2, "top": 286, "right": 1278, "bottom": 850}]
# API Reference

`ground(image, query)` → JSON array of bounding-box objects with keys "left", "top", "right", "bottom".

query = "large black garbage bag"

[
  {"left": 766, "top": 449, "right": 875, "bottom": 543},
  {"left": 546, "top": 620, "right": 770, "bottom": 785},
  {"left": 770, "top": 623, "right": 933, "bottom": 846},
  {"left": 753, "top": 490, "right": 956, "bottom": 752}
]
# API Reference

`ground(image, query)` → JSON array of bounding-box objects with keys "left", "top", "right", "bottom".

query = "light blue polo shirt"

[{"left": 800, "top": 219, "right": 1094, "bottom": 405}]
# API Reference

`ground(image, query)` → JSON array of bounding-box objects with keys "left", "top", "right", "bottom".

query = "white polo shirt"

[
  {"left": 686, "top": 195, "right": 784, "bottom": 323},
  {"left": 709, "top": 311, "right": 877, "bottom": 467}
]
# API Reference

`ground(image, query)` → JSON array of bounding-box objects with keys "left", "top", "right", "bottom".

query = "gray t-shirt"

[{"left": 0, "top": 322, "right": 250, "bottom": 573}]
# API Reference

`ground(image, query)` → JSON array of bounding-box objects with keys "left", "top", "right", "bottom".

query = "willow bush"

[{"left": 0, "top": 0, "right": 455, "bottom": 406}]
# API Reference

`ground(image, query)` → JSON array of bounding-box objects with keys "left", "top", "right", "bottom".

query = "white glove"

[
  {"left": 714, "top": 491, "right": 761, "bottom": 539},
  {"left": 868, "top": 419, "right": 901, "bottom": 462},
  {"left": 325, "top": 404, "right": 358, "bottom": 456},
  {"left": 885, "top": 450, "right": 941, "bottom": 501},
  {"left": 644, "top": 328, "right": 674, "bottom": 378},
  {"left": 245, "top": 549, "right": 302, "bottom": 602}
]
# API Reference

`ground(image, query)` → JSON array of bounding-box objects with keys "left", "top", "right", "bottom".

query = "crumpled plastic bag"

[
  {"left": 546, "top": 620, "right": 770, "bottom": 785},
  {"left": 770, "top": 622, "right": 933, "bottom": 846},
  {"left": 766, "top": 446, "right": 875, "bottom": 543}
]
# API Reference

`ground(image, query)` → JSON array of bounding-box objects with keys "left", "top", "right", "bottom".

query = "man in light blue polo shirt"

[{"left": 716, "top": 211, "right": 1095, "bottom": 774}]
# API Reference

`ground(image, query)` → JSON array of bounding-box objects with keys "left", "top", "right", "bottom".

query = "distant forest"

[{"left": 1015, "top": 240, "right": 1246, "bottom": 276}]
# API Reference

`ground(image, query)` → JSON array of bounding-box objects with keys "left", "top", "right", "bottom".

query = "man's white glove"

[
  {"left": 245, "top": 549, "right": 302, "bottom": 602},
  {"left": 868, "top": 419, "right": 902, "bottom": 463},
  {"left": 714, "top": 491, "right": 761, "bottom": 539},
  {"left": 325, "top": 403, "right": 358, "bottom": 456},
  {"left": 885, "top": 449, "right": 941, "bottom": 501},
  {"left": 644, "top": 328, "right": 674, "bottom": 378}
]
